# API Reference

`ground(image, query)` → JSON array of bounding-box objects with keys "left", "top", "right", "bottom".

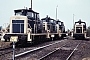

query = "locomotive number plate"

[
  {"left": 51, "top": 35, "right": 55, "bottom": 37},
  {"left": 10, "top": 36, "right": 18, "bottom": 42}
]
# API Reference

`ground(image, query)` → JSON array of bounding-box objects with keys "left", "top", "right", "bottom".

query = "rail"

[
  {"left": 0, "top": 46, "right": 12, "bottom": 56},
  {"left": 38, "top": 47, "right": 63, "bottom": 60},
  {"left": 66, "top": 41, "right": 81, "bottom": 60},
  {"left": 38, "top": 41, "right": 82, "bottom": 60},
  {"left": 15, "top": 40, "right": 64, "bottom": 58}
]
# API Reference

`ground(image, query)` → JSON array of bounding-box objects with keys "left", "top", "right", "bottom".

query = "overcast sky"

[{"left": 0, "top": 0, "right": 90, "bottom": 30}]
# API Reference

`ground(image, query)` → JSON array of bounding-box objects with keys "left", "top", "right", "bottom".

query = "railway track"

[
  {"left": 0, "top": 47, "right": 13, "bottom": 60},
  {"left": 0, "top": 40, "right": 66, "bottom": 60},
  {"left": 13, "top": 40, "right": 65, "bottom": 60},
  {"left": 15, "top": 40, "right": 64, "bottom": 57},
  {"left": 0, "top": 46, "right": 12, "bottom": 56},
  {"left": 38, "top": 46, "right": 64, "bottom": 60},
  {"left": 0, "top": 39, "right": 85, "bottom": 60},
  {"left": 14, "top": 40, "right": 82, "bottom": 60},
  {"left": 38, "top": 41, "right": 82, "bottom": 60},
  {"left": 0, "top": 46, "right": 12, "bottom": 51},
  {"left": 66, "top": 42, "right": 81, "bottom": 60}
]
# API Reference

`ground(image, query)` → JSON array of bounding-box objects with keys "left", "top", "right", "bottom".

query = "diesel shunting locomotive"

[
  {"left": 3, "top": 8, "right": 66, "bottom": 45},
  {"left": 73, "top": 19, "right": 87, "bottom": 39}
]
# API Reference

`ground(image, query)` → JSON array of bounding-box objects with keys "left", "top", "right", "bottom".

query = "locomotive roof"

[
  {"left": 14, "top": 8, "right": 39, "bottom": 14},
  {"left": 41, "top": 17, "right": 54, "bottom": 20},
  {"left": 56, "top": 20, "right": 61, "bottom": 22},
  {"left": 75, "top": 20, "right": 86, "bottom": 24}
]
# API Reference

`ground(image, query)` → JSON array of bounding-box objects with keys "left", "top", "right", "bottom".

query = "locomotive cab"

[
  {"left": 14, "top": 8, "right": 41, "bottom": 33},
  {"left": 41, "top": 16, "right": 56, "bottom": 33},
  {"left": 56, "top": 20, "right": 66, "bottom": 38},
  {"left": 56, "top": 20, "right": 65, "bottom": 33}
]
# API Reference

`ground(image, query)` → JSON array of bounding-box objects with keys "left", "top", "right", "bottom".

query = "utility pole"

[
  {"left": 73, "top": 14, "right": 75, "bottom": 28},
  {"left": 73, "top": 14, "right": 75, "bottom": 35},
  {"left": 31, "top": 0, "right": 32, "bottom": 9},
  {"left": 56, "top": 5, "right": 58, "bottom": 20}
]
